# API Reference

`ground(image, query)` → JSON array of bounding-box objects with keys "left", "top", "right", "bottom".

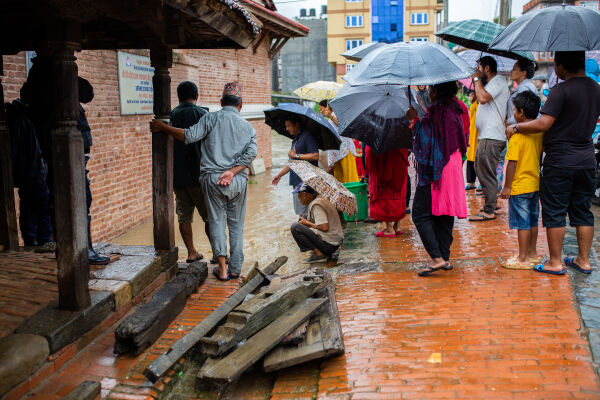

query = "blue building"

[{"left": 371, "top": 0, "right": 403, "bottom": 43}]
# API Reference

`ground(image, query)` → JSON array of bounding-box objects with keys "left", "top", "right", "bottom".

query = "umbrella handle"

[{"left": 408, "top": 86, "right": 412, "bottom": 106}]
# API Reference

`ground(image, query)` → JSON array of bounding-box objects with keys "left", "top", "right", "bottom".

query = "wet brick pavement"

[{"left": 11, "top": 190, "right": 600, "bottom": 399}]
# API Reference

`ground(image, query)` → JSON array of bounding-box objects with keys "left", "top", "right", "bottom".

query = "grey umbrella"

[
  {"left": 343, "top": 41, "right": 473, "bottom": 86},
  {"left": 341, "top": 42, "right": 387, "bottom": 62},
  {"left": 489, "top": 3, "right": 600, "bottom": 51},
  {"left": 329, "top": 84, "right": 425, "bottom": 154}
]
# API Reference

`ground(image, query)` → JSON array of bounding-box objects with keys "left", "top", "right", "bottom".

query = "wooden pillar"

[
  {"left": 150, "top": 48, "right": 175, "bottom": 251},
  {"left": 51, "top": 24, "right": 91, "bottom": 310},
  {"left": 0, "top": 56, "right": 19, "bottom": 251}
]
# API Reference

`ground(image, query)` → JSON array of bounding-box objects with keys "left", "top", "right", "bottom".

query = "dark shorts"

[
  {"left": 509, "top": 192, "right": 540, "bottom": 230},
  {"left": 540, "top": 166, "right": 596, "bottom": 228},
  {"left": 174, "top": 186, "right": 208, "bottom": 224}
]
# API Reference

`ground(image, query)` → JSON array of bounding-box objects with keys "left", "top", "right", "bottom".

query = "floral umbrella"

[
  {"left": 293, "top": 81, "right": 344, "bottom": 102},
  {"left": 288, "top": 160, "right": 358, "bottom": 216}
]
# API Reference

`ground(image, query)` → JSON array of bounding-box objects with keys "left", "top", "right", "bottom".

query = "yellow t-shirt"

[{"left": 505, "top": 133, "right": 543, "bottom": 195}]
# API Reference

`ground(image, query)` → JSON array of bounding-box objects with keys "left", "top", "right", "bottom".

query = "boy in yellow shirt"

[{"left": 500, "top": 91, "right": 543, "bottom": 269}]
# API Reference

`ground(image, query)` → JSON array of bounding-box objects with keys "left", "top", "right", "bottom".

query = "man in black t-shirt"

[{"left": 506, "top": 51, "right": 600, "bottom": 276}]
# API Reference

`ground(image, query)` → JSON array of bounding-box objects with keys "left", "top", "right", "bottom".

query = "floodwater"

[{"left": 113, "top": 132, "right": 314, "bottom": 274}]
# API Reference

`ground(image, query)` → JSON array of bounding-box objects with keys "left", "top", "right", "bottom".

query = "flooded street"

[{"left": 114, "top": 132, "right": 309, "bottom": 274}]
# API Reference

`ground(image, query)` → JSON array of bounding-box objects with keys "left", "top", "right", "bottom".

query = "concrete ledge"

[
  {"left": 0, "top": 334, "right": 49, "bottom": 396},
  {"left": 92, "top": 255, "right": 162, "bottom": 297},
  {"left": 15, "top": 291, "right": 115, "bottom": 354},
  {"left": 89, "top": 279, "right": 132, "bottom": 311}
]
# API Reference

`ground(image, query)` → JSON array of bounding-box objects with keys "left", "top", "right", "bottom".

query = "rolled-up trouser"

[
  {"left": 201, "top": 173, "right": 248, "bottom": 275},
  {"left": 291, "top": 222, "right": 339, "bottom": 256},
  {"left": 474, "top": 138, "right": 505, "bottom": 214}
]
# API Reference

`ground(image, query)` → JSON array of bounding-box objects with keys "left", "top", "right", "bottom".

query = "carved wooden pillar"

[
  {"left": 50, "top": 25, "right": 91, "bottom": 310},
  {"left": 0, "top": 56, "right": 19, "bottom": 251},
  {"left": 150, "top": 48, "right": 175, "bottom": 251}
]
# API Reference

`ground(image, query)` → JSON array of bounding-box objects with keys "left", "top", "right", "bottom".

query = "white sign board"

[{"left": 117, "top": 51, "right": 155, "bottom": 115}]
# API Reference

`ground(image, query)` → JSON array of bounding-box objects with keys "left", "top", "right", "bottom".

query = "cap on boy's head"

[
  {"left": 292, "top": 182, "right": 316, "bottom": 194},
  {"left": 513, "top": 90, "right": 541, "bottom": 120},
  {"left": 223, "top": 81, "right": 243, "bottom": 98}
]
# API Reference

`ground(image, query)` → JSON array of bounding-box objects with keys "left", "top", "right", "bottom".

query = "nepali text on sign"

[{"left": 118, "top": 51, "right": 155, "bottom": 115}]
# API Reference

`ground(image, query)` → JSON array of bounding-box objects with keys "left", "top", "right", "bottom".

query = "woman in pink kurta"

[
  {"left": 407, "top": 81, "right": 468, "bottom": 277},
  {"left": 365, "top": 146, "right": 409, "bottom": 237}
]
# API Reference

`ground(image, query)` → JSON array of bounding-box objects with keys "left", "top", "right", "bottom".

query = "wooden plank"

[
  {"left": 263, "top": 283, "right": 345, "bottom": 372},
  {"left": 144, "top": 256, "right": 287, "bottom": 382},
  {"left": 198, "top": 297, "right": 326, "bottom": 384},
  {"left": 114, "top": 262, "right": 207, "bottom": 355},
  {"left": 63, "top": 380, "right": 100, "bottom": 400},
  {"left": 200, "top": 273, "right": 328, "bottom": 357}
]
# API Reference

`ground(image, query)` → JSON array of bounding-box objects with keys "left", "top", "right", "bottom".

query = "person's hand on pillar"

[{"left": 150, "top": 119, "right": 166, "bottom": 133}]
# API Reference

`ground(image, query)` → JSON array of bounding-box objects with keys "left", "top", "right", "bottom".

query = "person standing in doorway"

[
  {"left": 151, "top": 82, "right": 257, "bottom": 282},
  {"left": 271, "top": 117, "right": 319, "bottom": 216},
  {"left": 469, "top": 56, "right": 510, "bottom": 222},
  {"left": 171, "top": 81, "right": 210, "bottom": 263}
]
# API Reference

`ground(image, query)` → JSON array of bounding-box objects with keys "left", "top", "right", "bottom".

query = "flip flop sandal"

[
  {"left": 186, "top": 255, "right": 204, "bottom": 263},
  {"left": 564, "top": 256, "right": 592, "bottom": 274},
  {"left": 395, "top": 231, "right": 404, "bottom": 236},
  {"left": 529, "top": 256, "right": 543, "bottom": 264},
  {"left": 469, "top": 213, "right": 496, "bottom": 221},
  {"left": 375, "top": 230, "right": 396, "bottom": 238},
  {"left": 229, "top": 273, "right": 240, "bottom": 279},
  {"left": 502, "top": 256, "right": 533, "bottom": 270},
  {"left": 212, "top": 266, "right": 230, "bottom": 281},
  {"left": 465, "top": 184, "right": 476, "bottom": 190},
  {"left": 418, "top": 263, "right": 451, "bottom": 277},
  {"left": 442, "top": 264, "right": 454, "bottom": 270},
  {"left": 533, "top": 261, "right": 567, "bottom": 275}
]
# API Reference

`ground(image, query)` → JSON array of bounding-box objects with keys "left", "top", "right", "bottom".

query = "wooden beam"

[
  {"left": 50, "top": 21, "right": 91, "bottom": 311},
  {"left": 0, "top": 55, "right": 19, "bottom": 251},
  {"left": 144, "top": 256, "right": 288, "bottom": 382},
  {"left": 150, "top": 47, "right": 175, "bottom": 251},
  {"left": 269, "top": 37, "right": 289, "bottom": 60},
  {"left": 252, "top": 30, "right": 267, "bottom": 54}
]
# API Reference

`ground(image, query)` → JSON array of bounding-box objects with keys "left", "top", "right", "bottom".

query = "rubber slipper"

[
  {"left": 468, "top": 213, "right": 496, "bottom": 221},
  {"left": 375, "top": 230, "right": 396, "bottom": 238},
  {"left": 395, "top": 230, "right": 404, "bottom": 236},
  {"left": 229, "top": 273, "right": 240, "bottom": 279},
  {"left": 212, "top": 266, "right": 230, "bottom": 281},
  {"left": 442, "top": 264, "right": 454, "bottom": 271},
  {"left": 186, "top": 254, "right": 204, "bottom": 263},
  {"left": 465, "top": 184, "right": 476, "bottom": 190},
  {"left": 564, "top": 257, "right": 591, "bottom": 275},
  {"left": 418, "top": 263, "right": 451, "bottom": 277},
  {"left": 533, "top": 261, "right": 566, "bottom": 275},
  {"left": 502, "top": 256, "right": 533, "bottom": 270}
]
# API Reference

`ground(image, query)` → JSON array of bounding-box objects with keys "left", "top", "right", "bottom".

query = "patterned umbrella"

[
  {"left": 341, "top": 42, "right": 387, "bottom": 62},
  {"left": 287, "top": 160, "right": 358, "bottom": 216},
  {"left": 436, "top": 19, "right": 535, "bottom": 61},
  {"left": 293, "top": 81, "right": 344, "bottom": 102}
]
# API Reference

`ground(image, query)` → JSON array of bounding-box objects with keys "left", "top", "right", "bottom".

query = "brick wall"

[{"left": 2, "top": 42, "right": 273, "bottom": 242}]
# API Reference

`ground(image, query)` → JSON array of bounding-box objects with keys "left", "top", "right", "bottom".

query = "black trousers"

[
  {"left": 291, "top": 222, "right": 339, "bottom": 256},
  {"left": 466, "top": 160, "right": 477, "bottom": 184},
  {"left": 406, "top": 173, "right": 412, "bottom": 207},
  {"left": 411, "top": 184, "right": 455, "bottom": 261}
]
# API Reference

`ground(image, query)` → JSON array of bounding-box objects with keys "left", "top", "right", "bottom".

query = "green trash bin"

[{"left": 343, "top": 181, "right": 368, "bottom": 222}]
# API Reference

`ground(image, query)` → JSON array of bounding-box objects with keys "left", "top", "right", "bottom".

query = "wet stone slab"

[{"left": 92, "top": 255, "right": 161, "bottom": 297}]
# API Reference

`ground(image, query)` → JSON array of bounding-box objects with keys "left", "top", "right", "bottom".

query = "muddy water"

[{"left": 113, "top": 132, "right": 311, "bottom": 274}]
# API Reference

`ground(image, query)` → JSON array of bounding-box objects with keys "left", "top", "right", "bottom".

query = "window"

[
  {"left": 410, "top": 37, "right": 429, "bottom": 42},
  {"left": 345, "top": 0, "right": 362, "bottom": 2},
  {"left": 346, "top": 64, "right": 357, "bottom": 72},
  {"left": 346, "top": 39, "right": 364, "bottom": 51},
  {"left": 345, "top": 15, "right": 363, "bottom": 27},
  {"left": 411, "top": 12, "right": 429, "bottom": 25},
  {"left": 390, "top": 23, "right": 397, "bottom": 32},
  {"left": 390, "top": 0, "right": 397, "bottom": 5},
  {"left": 372, "top": 16, "right": 379, "bottom": 23}
]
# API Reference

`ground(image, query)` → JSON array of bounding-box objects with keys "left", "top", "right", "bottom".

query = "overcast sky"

[{"left": 274, "top": 0, "right": 531, "bottom": 23}]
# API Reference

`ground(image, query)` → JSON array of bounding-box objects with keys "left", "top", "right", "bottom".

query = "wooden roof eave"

[{"left": 242, "top": 2, "right": 309, "bottom": 38}]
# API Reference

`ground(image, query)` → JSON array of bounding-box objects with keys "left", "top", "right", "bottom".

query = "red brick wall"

[{"left": 2, "top": 42, "right": 273, "bottom": 242}]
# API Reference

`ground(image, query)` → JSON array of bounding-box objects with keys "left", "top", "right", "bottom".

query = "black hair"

[
  {"left": 221, "top": 94, "right": 242, "bottom": 106},
  {"left": 554, "top": 51, "right": 585, "bottom": 73},
  {"left": 319, "top": 99, "right": 328, "bottom": 107},
  {"left": 285, "top": 115, "right": 302, "bottom": 125},
  {"left": 432, "top": 81, "right": 458, "bottom": 100},
  {"left": 515, "top": 59, "right": 537, "bottom": 79},
  {"left": 177, "top": 81, "right": 198, "bottom": 102},
  {"left": 513, "top": 90, "right": 541, "bottom": 120},
  {"left": 478, "top": 56, "right": 498, "bottom": 74}
]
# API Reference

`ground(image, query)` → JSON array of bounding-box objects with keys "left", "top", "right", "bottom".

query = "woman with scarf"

[
  {"left": 406, "top": 81, "right": 468, "bottom": 276},
  {"left": 366, "top": 146, "right": 409, "bottom": 237}
]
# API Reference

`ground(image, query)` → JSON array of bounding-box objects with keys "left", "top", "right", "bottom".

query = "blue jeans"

[
  {"left": 202, "top": 173, "right": 248, "bottom": 275},
  {"left": 509, "top": 191, "right": 540, "bottom": 230}
]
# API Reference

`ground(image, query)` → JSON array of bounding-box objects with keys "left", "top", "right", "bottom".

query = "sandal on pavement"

[
  {"left": 212, "top": 266, "right": 230, "bottom": 281},
  {"left": 469, "top": 213, "right": 496, "bottom": 221},
  {"left": 418, "top": 262, "right": 451, "bottom": 277},
  {"left": 395, "top": 231, "right": 404, "bottom": 236},
  {"left": 502, "top": 256, "right": 533, "bottom": 270},
  {"left": 533, "top": 261, "right": 566, "bottom": 275},
  {"left": 465, "top": 184, "right": 476, "bottom": 190},
  {"left": 186, "top": 254, "right": 204, "bottom": 263},
  {"left": 375, "top": 230, "right": 396, "bottom": 238},
  {"left": 564, "top": 256, "right": 592, "bottom": 275}
]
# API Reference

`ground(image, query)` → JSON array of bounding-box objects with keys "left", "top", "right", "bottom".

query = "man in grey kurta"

[{"left": 151, "top": 81, "right": 257, "bottom": 281}]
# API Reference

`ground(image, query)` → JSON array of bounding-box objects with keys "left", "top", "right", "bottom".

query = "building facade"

[{"left": 327, "top": 0, "right": 443, "bottom": 82}]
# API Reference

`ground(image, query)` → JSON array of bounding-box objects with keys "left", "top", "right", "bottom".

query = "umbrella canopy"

[
  {"left": 458, "top": 50, "right": 516, "bottom": 73},
  {"left": 264, "top": 103, "right": 342, "bottom": 150},
  {"left": 329, "top": 84, "right": 425, "bottom": 154},
  {"left": 343, "top": 41, "right": 472, "bottom": 86},
  {"left": 341, "top": 41, "right": 387, "bottom": 62},
  {"left": 288, "top": 160, "right": 358, "bottom": 216},
  {"left": 489, "top": 5, "right": 600, "bottom": 52},
  {"left": 436, "top": 19, "right": 535, "bottom": 61},
  {"left": 293, "top": 81, "right": 344, "bottom": 102}
]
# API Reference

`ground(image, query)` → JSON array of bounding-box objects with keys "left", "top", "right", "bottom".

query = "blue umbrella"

[
  {"left": 264, "top": 103, "right": 342, "bottom": 150},
  {"left": 489, "top": 4, "right": 600, "bottom": 52},
  {"left": 343, "top": 41, "right": 473, "bottom": 86},
  {"left": 329, "top": 84, "right": 425, "bottom": 154}
]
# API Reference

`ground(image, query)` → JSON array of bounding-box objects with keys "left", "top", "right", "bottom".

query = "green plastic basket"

[{"left": 343, "top": 181, "right": 368, "bottom": 222}]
